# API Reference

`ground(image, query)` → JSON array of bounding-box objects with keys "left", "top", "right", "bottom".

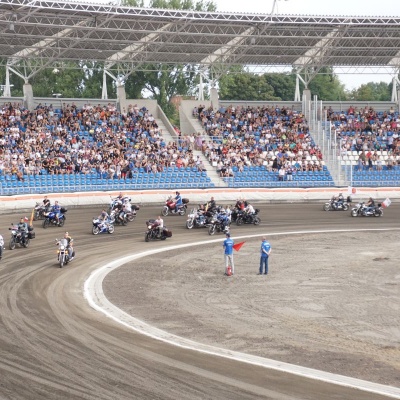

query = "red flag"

[{"left": 233, "top": 241, "right": 245, "bottom": 252}]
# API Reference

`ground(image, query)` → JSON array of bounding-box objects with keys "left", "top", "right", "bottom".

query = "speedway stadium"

[{"left": 0, "top": 1, "right": 399, "bottom": 399}]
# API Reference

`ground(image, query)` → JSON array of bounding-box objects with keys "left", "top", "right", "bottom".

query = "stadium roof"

[{"left": 0, "top": 0, "right": 400, "bottom": 74}]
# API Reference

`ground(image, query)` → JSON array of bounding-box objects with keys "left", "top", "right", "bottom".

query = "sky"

[{"left": 212, "top": 0, "right": 400, "bottom": 90}]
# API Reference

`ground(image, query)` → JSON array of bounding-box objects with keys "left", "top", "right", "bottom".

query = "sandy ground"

[
  {"left": 0, "top": 203, "right": 399, "bottom": 400},
  {"left": 104, "top": 231, "right": 400, "bottom": 387}
]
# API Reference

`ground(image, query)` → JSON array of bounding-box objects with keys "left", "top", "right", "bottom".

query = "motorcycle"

[
  {"left": 162, "top": 196, "right": 189, "bottom": 216},
  {"left": 208, "top": 213, "right": 230, "bottom": 236},
  {"left": 56, "top": 238, "right": 74, "bottom": 268},
  {"left": 323, "top": 196, "right": 351, "bottom": 211},
  {"left": 351, "top": 202, "right": 383, "bottom": 217},
  {"left": 145, "top": 220, "right": 172, "bottom": 242},
  {"left": 43, "top": 208, "right": 67, "bottom": 228},
  {"left": 125, "top": 205, "right": 140, "bottom": 222},
  {"left": 92, "top": 218, "right": 115, "bottom": 235},
  {"left": 108, "top": 197, "right": 125, "bottom": 214},
  {"left": 9, "top": 224, "right": 34, "bottom": 249},
  {"left": 186, "top": 208, "right": 209, "bottom": 229},
  {"left": 33, "top": 202, "right": 48, "bottom": 220},
  {"left": 110, "top": 209, "right": 129, "bottom": 226},
  {"left": 0, "top": 236, "right": 4, "bottom": 260},
  {"left": 235, "top": 209, "right": 261, "bottom": 225}
]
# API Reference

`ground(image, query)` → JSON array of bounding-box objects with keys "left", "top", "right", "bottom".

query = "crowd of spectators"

[
  {"left": 193, "top": 104, "right": 324, "bottom": 178},
  {"left": 329, "top": 105, "right": 400, "bottom": 158},
  {"left": 0, "top": 102, "right": 197, "bottom": 182}
]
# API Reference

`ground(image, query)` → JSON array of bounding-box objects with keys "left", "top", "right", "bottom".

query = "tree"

[
  {"left": 122, "top": 0, "right": 217, "bottom": 123},
  {"left": 348, "top": 82, "right": 391, "bottom": 101},
  {"left": 306, "top": 67, "right": 348, "bottom": 101},
  {"left": 263, "top": 73, "right": 296, "bottom": 101},
  {"left": 219, "top": 69, "right": 279, "bottom": 101}
]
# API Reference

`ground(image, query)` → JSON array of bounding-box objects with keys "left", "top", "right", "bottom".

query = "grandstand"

[{"left": 0, "top": 1, "right": 399, "bottom": 194}]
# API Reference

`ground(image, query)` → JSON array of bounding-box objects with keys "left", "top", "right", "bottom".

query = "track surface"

[{"left": 0, "top": 203, "right": 399, "bottom": 400}]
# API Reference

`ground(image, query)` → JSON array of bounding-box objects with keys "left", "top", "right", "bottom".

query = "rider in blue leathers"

[
  {"left": 174, "top": 191, "right": 182, "bottom": 213},
  {"left": 332, "top": 193, "right": 344, "bottom": 210},
  {"left": 52, "top": 201, "right": 61, "bottom": 224}
]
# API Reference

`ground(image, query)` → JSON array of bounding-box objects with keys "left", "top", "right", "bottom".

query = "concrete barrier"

[{"left": 1, "top": 187, "right": 399, "bottom": 213}]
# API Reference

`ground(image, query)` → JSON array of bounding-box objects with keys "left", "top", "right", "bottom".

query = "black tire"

[
  {"left": 208, "top": 225, "right": 216, "bottom": 236},
  {"left": 236, "top": 217, "right": 244, "bottom": 226},
  {"left": 58, "top": 218, "right": 65, "bottom": 227},
  {"left": 43, "top": 219, "right": 49, "bottom": 229},
  {"left": 179, "top": 208, "right": 186, "bottom": 216},
  {"left": 33, "top": 212, "right": 38, "bottom": 221},
  {"left": 23, "top": 238, "right": 30, "bottom": 248},
  {"left": 60, "top": 257, "right": 64, "bottom": 268},
  {"left": 186, "top": 220, "right": 194, "bottom": 229},
  {"left": 342, "top": 204, "right": 349, "bottom": 211},
  {"left": 374, "top": 210, "right": 383, "bottom": 217},
  {"left": 9, "top": 238, "right": 15, "bottom": 250},
  {"left": 160, "top": 235, "right": 167, "bottom": 240},
  {"left": 145, "top": 232, "right": 151, "bottom": 242},
  {"left": 121, "top": 218, "right": 128, "bottom": 226},
  {"left": 323, "top": 203, "right": 330, "bottom": 211},
  {"left": 161, "top": 208, "right": 168, "bottom": 217},
  {"left": 126, "top": 213, "right": 135, "bottom": 222},
  {"left": 253, "top": 216, "right": 261, "bottom": 225},
  {"left": 351, "top": 210, "right": 358, "bottom": 217},
  {"left": 108, "top": 225, "right": 115, "bottom": 234},
  {"left": 92, "top": 226, "right": 100, "bottom": 235}
]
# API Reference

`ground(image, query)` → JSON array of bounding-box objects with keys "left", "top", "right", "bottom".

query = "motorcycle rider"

[
  {"left": 217, "top": 207, "right": 230, "bottom": 233},
  {"left": 332, "top": 193, "right": 345, "bottom": 210},
  {"left": 174, "top": 191, "right": 183, "bottom": 213},
  {"left": 56, "top": 232, "right": 74, "bottom": 261},
  {"left": 43, "top": 195, "right": 51, "bottom": 211},
  {"left": 363, "top": 197, "right": 376, "bottom": 215},
  {"left": 0, "top": 233, "right": 4, "bottom": 259},
  {"left": 98, "top": 209, "right": 110, "bottom": 231},
  {"left": 154, "top": 215, "right": 164, "bottom": 237},
  {"left": 235, "top": 198, "right": 245, "bottom": 210},
  {"left": 17, "top": 217, "right": 29, "bottom": 244},
  {"left": 120, "top": 198, "right": 132, "bottom": 221},
  {"left": 112, "top": 198, "right": 124, "bottom": 222},
  {"left": 51, "top": 201, "right": 62, "bottom": 224},
  {"left": 205, "top": 196, "right": 216, "bottom": 213},
  {"left": 244, "top": 203, "right": 255, "bottom": 218}
]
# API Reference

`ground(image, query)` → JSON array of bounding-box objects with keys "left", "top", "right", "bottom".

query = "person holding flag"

[
  {"left": 223, "top": 233, "right": 234, "bottom": 276},
  {"left": 259, "top": 237, "right": 272, "bottom": 275}
]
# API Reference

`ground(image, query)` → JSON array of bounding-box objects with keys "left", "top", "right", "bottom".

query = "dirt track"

[{"left": 0, "top": 202, "right": 399, "bottom": 400}]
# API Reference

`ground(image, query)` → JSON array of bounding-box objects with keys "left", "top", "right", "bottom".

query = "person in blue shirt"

[
  {"left": 223, "top": 232, "right": 235, "bottom": 275},
  {"left": 52, "top": 200, "right": 61, "bottom": 224},
  {"left": 174, "top": 191, "right": 182, "bottom": 213},
  {"left": 259, "top": 237, "right": 272, "bottom": 275}
]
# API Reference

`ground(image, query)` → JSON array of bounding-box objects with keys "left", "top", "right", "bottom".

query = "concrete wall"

[
  {"left": 217, "top": 100, "right": 398, "bottom": 113},
  {"left": 219, "top": 100, "right": 302, "bottom": 110},
  {"left": 320, "top": 101, "right": 397, "bottom": 113},
  {"left": 156, "top": 104, "right": 179, "bottom": 140},
  {"left": 179, "top": 100, "right": 211, "bottom": 135},
  {"left": 1, "top": 187, "right": 398, "bottom": 213}
]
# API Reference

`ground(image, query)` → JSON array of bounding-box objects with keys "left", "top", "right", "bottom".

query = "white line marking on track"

[{"left": 84, "top": 228, "right": 400, "bottom": 399}]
